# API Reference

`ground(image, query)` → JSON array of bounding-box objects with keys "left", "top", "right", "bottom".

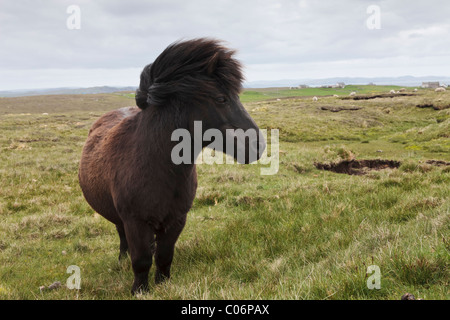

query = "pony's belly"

[
  {"left": 78, "top": 108, "right": 136, "bottom": 225},
  {"left": 79, "top": 148, "right": 123, "bottom": 225}
]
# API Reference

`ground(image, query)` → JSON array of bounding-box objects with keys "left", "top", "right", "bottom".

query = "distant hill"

[
  {"left": 0, "top": 86, "right": 137, "bottom": 97},
  {"left": 244, "top": 76, "right": 450, "bottom": 88},
  {"left": 1, "top": 75, "right": 450, "bottom": 97}
]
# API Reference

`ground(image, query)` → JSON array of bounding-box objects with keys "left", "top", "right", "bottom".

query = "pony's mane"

[{"left": 135, "top": 38, "right": 244, "bottom": 109}]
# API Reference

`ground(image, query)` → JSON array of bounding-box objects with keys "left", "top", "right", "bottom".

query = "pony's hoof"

[
  {"left": 131, "top": 283, "right": 149, "bottom": 295},
  {"left": 155, "top": 272, "right": 170, "bottom": 285}
]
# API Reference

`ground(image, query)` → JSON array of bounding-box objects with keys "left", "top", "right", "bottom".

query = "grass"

[
  {"left": 0, "top": 86, "right": 448, "bottom": 300},
  {"left": 238, "top": 85, "right": 410, "bottom": 103}
]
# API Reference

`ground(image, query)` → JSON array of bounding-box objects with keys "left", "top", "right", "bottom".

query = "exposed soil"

[
  {"left": 416, "top": 103, "right": 450, "bottom": 111},
  {"left": 314, "top": 159, "right": 401, "bottom": 175},
  {"left": 341, "top": 93, "right": 415, "bottom": 100},
  {"left": 426, "top": 159, "right": 450, "bottom": 166},
  {"left": 320, "top": 106, "right": 362, "bottom": 112}
]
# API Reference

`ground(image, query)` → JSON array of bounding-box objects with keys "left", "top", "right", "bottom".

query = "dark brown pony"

[{"left": 78, "top": 38, "right": 265, "bottom": 294}]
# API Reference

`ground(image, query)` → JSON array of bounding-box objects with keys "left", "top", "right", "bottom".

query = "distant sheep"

[
  {"left": 399, "top": 88, "right": 406, "bottom": 92},
  {"left": 333, "top": 94, "right": 339, "bottom": 97},
  {"left": 312, "top": 96, "right": 318, "bottom": 101},
  {"left": 349, "top": 92, "right": 356, "bottom": 96},
  {"left": 414, "top": 88, "right": 418, "bottom": 92},
  {"left": 435, "top": 87, "right": 446, "bottom": 92},
  {"left": 389, "top": 90, "right": 396, "bottom": 94}
]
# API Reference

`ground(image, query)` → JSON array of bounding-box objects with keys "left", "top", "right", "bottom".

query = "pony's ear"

[{"left": 206, "top": 52, "right": 220, "bottom": 76}]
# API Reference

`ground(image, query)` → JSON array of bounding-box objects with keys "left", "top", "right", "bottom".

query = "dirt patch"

[
  {"left": 341, "top": 93, "right": 415, "bottom": 100},
  {"left": 416, "top": 103, "right": 450, "bottom": 111},
  {"left": 426, "top": 160, "right": 450, "bottom": 166},
  {"left": 320, "top": 106, "right": 362, "bottom": 112},
  {"left": 314, "top": 159, "right": 401, "bottom": 175}
]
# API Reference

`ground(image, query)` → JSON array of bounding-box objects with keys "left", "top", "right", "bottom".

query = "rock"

[
  {"left": 401, "top": 293, "right": 416, "bottom": 300},
  {"left": 47, "top": 281, "right": 62, "bottom": 290}
]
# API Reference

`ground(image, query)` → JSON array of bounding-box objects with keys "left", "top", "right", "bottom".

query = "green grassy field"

[
  {"left": 239, "top": 85, "right": 415, "bottom": 103},
  {"left": 0, "top": 86, "right": 448, "bottom": 300}
]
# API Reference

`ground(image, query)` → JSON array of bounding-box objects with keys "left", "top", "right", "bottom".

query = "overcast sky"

[{"left": 1, "top": 0, "right": 449, "bottom": 90}]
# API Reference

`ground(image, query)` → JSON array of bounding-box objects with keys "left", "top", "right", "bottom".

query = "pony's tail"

[{"left": 135, "top": 63, "right": 153, "bottom": 110}]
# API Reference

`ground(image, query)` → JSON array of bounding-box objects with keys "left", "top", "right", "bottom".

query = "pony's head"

[{"left": 136, "top": 38, "right": 265, "bottom": 164}]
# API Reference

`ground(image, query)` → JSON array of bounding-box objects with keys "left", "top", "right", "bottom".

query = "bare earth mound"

[
  {"left": 320, "top": 106, "right": 362, "bottom": 112},
  {"left": 341, "top": 93, "right": 415, "bottom": 100},
  {"left": 426, "top": 160, "right": 450, "bottom": 166},
  {"left": 314, "top": 159, "right": 401, "bottom": 175}
]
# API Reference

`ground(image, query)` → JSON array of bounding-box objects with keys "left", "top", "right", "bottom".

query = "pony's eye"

[{"left": 216, "top": 96, "right": 227, "bottom": 104}]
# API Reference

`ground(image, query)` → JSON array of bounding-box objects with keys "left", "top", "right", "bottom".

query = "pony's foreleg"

[
  {"left": 154, "top": 215, "right": 187, "bottom": 284},
  {"left": 123, "top": 218, "right": 155, "bottom": 294}
]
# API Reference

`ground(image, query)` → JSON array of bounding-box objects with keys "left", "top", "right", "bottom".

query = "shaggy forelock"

[{"left": 135, "top": 38, "right": 244, "bottom": 109}]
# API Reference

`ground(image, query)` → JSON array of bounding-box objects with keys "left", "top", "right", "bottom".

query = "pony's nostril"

[
  {"left": 258, "top": 140, "right": 266, "bottom": 154},
  {"left": 249, "top": 139, "right": 266, "bottom": 160}
]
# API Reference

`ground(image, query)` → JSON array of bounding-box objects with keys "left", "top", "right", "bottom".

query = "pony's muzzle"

[
  {"left": 252, "top": 131, "right": 266, "bottom": 161},
  {"left": 232, "top": 129, "right": 266, "bottom": 164}
]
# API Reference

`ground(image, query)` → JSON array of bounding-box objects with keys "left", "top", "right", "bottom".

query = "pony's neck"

[{"left": 136, "top": 106, "right": 198, "bottom": 172}]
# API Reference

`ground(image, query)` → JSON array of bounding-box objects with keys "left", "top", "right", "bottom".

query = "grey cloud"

[{"left": 0, "top": 0, "right": 449, "bottom": 88}]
